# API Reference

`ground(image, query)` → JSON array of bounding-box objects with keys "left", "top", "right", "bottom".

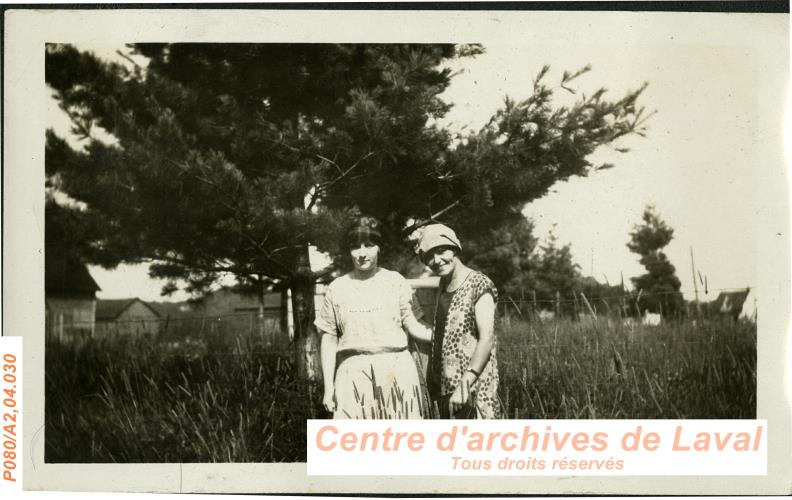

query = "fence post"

[
  {"left": 555, "top": 291, "right": 560, "bottom": 318},
  {"left": 572, "top": 291, "right": 580, "bottom": 319},
  {"left": 531, "top": 289, "right": 538, "bottom": 320}
]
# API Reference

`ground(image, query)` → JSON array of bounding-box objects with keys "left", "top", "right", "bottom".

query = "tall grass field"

[{"left": 46, "top": 317, "right": 756, "bottom": 462}]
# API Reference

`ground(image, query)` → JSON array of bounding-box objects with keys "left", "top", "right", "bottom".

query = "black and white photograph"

[{"left": 4, "top": 5, "right": 791, "bottom": 495}]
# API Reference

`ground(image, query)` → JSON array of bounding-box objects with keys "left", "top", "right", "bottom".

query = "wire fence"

[
  {"left": 44, "top": 302, "right": 755, "bottom": 359},
  {"left": 46, "top": 310, "right": 289, "bottom": 347},
  {"left": 496, "top": 286, "right": 753, "bottom": 305},
  {"left": 43, "top": 277, "right": 755, "bottom": 352}
]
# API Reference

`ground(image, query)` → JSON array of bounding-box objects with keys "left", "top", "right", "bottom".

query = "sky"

[
  {"left": 47, "top": 17, "right": 788, "bottom": 303},
  {"left": 437, "top": 41, "right": 773, "bottom": 300}
]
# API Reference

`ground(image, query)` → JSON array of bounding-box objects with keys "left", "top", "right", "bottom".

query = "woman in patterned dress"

[
  {"left": 315, "top": 217, "right": 432, "bottom": 419},
  {"left": 418, "top": 224, "right": 502, "bottom": 419}
]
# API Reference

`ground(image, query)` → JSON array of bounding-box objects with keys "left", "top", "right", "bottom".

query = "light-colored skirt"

[{"left": 333, "top": 350, "right": 424, "bottom": 419}]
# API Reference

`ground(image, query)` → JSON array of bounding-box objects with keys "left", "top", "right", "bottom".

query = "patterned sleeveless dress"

[{"left": 428, "top": 271, "right": 502, "bottom": 419}]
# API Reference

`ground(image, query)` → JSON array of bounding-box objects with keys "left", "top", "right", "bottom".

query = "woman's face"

[
  {"left": 350, "top": 242, "right": 379, "bottom": 272},
  {"left": 422, "top": 246, "right": 457, "bottom": 277}
]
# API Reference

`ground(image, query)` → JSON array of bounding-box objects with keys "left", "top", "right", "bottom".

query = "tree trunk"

[
  {"left": 291, "top": 245, "right": 321, "bottom": 381},
  {"left": 257, "top": 281, "right": 265, "bottom": 341},
  {"left": 280, "top": 288, "right": 289, "bottom": 334}
]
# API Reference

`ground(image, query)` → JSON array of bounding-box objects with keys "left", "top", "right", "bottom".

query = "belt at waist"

[{"left": 336, "top": 346, "right": 408, "bottom": 367}]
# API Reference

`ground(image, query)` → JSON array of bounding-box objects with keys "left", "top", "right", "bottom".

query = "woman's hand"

[
  {"left": 403, "top": 314, "right": 433, "bottom": 342},
  {"left": 448, "top": 291, "right": 495, "bottom": 417},
  {"left": 323, "top": 387, "right": 336, "bottom": 413},
  {"left": 319, "top": 333, "right": 338, "bottom": 413},
  {"left": 448, "top": 371, "right": 477, "bottom": 416}
]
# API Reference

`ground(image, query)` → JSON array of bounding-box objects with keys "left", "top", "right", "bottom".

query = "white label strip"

[
  {"left": 308, "top": 419, "right": 767, "bottom": 476},
  {"left": 0, "top": 336, "right": 22, "bottom": 492}
]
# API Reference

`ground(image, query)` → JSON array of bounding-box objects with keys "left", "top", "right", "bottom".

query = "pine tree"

[
  {"left": 627, "top": 205, "right": 685, "bottom": 317},
  {"left": 46, "top": 43, "right": 651, "bottom": 378},
  {"left": 465, "top": 215, "right": 539, "bottom": 299},
  {"left": 534, "top": 229, "right": 582, "bottom": 316}
]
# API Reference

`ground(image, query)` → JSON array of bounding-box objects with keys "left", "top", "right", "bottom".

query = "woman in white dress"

[{"left": 315, "top": 217, "right": 432, "bottom": 419}]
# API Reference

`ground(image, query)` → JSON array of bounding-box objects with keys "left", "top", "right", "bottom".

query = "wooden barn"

[
  {"left": 196, "top": 287, "right": 287, "bottom": 338},
  {"left": 708, "top": 288, "right": 756, "bottom": 322},
  {"left": 201, "top": 288, "right": 284, "bottom": 318},
  {"left": 95, "top": 298, "right": 162, "bottom": 337},
  {"left": 45, "top": 254, "right": 100, "bottom": 341}
]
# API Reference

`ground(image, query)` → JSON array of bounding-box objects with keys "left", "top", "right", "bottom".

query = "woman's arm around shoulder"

[{"left": 396, "top": 272, "right": 433, "bottom": 342}]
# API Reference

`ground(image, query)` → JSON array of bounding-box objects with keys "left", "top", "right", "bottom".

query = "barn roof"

[
  {"left": 45, "top": 253, "right": 100, "bottom": 295},
  {"left": 710, "top": 288, "right": 751, "bottom": 315},
  {"left": 204, "top": 287, "right": 283, "bottom": 308},
  {"left": 147, "top": 301, "right": 202, "bottom": 319},
  {"left": 96, "top": 298, "right": 161, "bottom": 321}
]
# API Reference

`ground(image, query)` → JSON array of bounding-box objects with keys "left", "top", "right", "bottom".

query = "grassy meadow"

[
  {"left": 497, "top": 317, "right": 755, "bottom": 419},
  {"left": 45, "top": 316, "right": 756, "bottom": 462}
]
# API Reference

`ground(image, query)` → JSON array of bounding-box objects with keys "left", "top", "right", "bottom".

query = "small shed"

[
  {"left": 45, "top": 254, "right": 100, "bottom": 341},
  {"left": 95, "top": 298, "right": 161, "bottom": 337},
  {"left": 739, "top": 288, "right": 757, "bottom": 322},
  {"left": 709, "top": 288, "right": 754, "bottom": 322},
  {"left": 200, "top": 288, "right": 288, "bottom": 338},
  {"left": 202, "top": 288, "right": 284, "bottom": 318}
]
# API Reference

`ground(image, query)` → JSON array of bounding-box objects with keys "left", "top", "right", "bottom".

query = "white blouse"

[{"left": 314, "top": 268, "right": 423, "bottom": 352}]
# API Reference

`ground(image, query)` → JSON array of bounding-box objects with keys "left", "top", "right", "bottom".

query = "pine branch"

[
  {"left": 262, "top": 136, "right": 301, "bottom": 153},
  {"left": 115, "top": 49, "right": 142, "bottom": 72},
  {"left": 401, "top": 199, "right": 462, "bottom": 236},
  {"left": 304, "top": 181, "right": 323, "bottom": 212},
  {"left": 142, "top": 255, "right": 242, "bottom": 275},
  {"left": 322, "top": 150, "right": 377, "bottom": 190},
  {"left": 234, "top": 228, "right": 295, "bottom": 279},
  {"left": 143, "top": 253, "right": 291, "bottom": 281},
  {"left": 307, "top": 150, "right": 378, "bottom": 211},
  {"left": 316, "top": 154, "right": 344, "bottom": 175}
]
